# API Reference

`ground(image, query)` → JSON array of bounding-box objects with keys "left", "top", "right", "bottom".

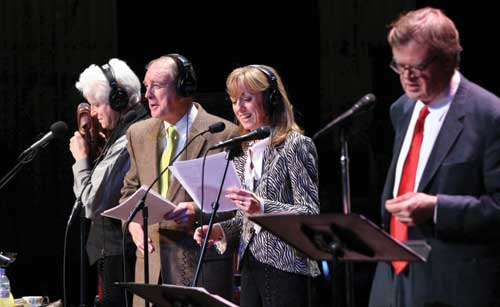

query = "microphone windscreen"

[
  {"left": 255, "top": 126, "right": 271, "bottom": 139},
  {"left": 77, "top": 102, "right": 90, "bottom": 113},
  {"left": 50, "top": 121, "right": 68, "bottom": 139},
  {"left": 351, "top": 93, "right": 376, "bottom": 114},
  {"left": 362, "top": 93, "right": 376, "bottom": 105},
  {"left": 209, "top": 122, "right": 225, "bottom": 133},
  {"left": 77, "top": 102, "right": 91, "bottom": 134}
]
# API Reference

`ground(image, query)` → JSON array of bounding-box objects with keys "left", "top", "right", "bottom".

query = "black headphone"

[
  {"left": 100, "top": 63, "right": 129, "bottom": 112},
  {"left": 167, "top": 54, "right": 197, "bottom": 97},
  {"left": 249, "top": 65, "right": 281, "bottom": 115}
]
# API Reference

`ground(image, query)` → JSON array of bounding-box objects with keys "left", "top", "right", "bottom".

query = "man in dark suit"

[
  {"left": 369, "top": 7, "right": 500, "bottom": 307},
  {"left": 120, "top": 54, "right": 238, "bottom": 306}
]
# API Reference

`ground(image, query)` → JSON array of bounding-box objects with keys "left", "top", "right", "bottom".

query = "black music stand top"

[
  {"left": 117, "top": 282, "right": 239, "bottom": 307},
  {"left": 249, "top": 213, "right": 430, "bottom": 262}
]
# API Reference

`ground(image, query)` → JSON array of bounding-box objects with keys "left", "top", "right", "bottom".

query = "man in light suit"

[
  {"left": 369, "top": 7, "right": 500, "bottom": 307},
  {"left": 120, "top": 54, "right": 238, "bottom": 306}
]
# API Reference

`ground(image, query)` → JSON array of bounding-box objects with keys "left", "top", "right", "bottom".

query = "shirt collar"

[
  {"left": 421, "top": 70, "right": 460, "bottom": 109},
  {"left": 162, "top": 103, "right": 198, "bottom": 133}
]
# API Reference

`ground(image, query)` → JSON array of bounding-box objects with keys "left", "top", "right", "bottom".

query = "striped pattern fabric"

[{"left": 221, "top": 131, "right": 320, "bottom": 276}]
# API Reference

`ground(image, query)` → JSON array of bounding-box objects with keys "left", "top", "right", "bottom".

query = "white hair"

[{"left": 75, "top": 58, "right": 141, "bottom": 108}]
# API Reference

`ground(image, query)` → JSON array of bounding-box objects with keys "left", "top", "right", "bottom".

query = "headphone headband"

[
  {"left": 167, "top": 53, "right": 197, "bottom": 97},
  {"left": 100, "top": 63, "right": 129, "bottom": 112},
  {"left": 249, "top": 64, "right": 281, "bottom": 113}
]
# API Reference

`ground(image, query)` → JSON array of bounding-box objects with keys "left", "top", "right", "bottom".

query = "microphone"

[
  {"left": 210, "top": 126, "right": 271, "bottom": 150},
  {"left": 77, "top": 102, "right": 91, "bottom": 134},
  {"left": 312, "top": 93, "right": 376, "bottom": 140},
  {"left": 125, "top": 121, "right": 226, "bottom": 224},
  {"left": 0, "top": 254, "right": 12, "bottom": 266},
  {"left": 207, "top": 121, "right": 225, "bottom": 133},
  {"left": 19, "top": 121, "right": 68, "bottom": 159}
]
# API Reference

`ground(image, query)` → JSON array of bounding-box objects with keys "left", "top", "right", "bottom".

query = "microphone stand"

[
  {"left": 66, "top": 157, "right": 102, "bottom": 307},
  {"left": 192, "top": 146, "right": 237, "bottom": 287},
  {"left": 313, "top": 116, "right": 356, "bottom": 307},
  {"left": 312, "top": 96, "right": 377, "bottom": 306},
  {"left": 339, "top": 128, "right": 354, "bottom": 307},
  {"left": 124, "top": 196, "right": 150, "bottom": 307},
  {"left": 79, "top": 201, "right": 87, "bottom": 307}
]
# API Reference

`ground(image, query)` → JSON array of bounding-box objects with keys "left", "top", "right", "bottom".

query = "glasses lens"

[
  {"left": 390, "top": 61, "right": 422, "bottom": 77},
  {"left": 390, "top": 60, "right": 400, "bottom": 73}
]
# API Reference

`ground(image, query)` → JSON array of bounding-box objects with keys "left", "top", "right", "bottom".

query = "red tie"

[{"left": 391, "top": 106, "right": 429, "bottom": 274}]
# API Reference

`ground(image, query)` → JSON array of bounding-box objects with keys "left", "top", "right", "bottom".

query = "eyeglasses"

[{"left": 390, "top": 55, "right": 437, "bottom": 77}]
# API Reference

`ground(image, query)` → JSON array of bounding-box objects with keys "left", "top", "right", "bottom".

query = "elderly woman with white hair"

[{"left": 69, "top": 58, "right": 149, "bottom": 306}]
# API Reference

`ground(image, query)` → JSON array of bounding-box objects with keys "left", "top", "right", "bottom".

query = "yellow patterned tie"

[{"left": 160, "top": 125, "right": 178, "bottom": 198}]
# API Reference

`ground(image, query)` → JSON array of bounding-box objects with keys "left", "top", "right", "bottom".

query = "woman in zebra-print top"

[{"left": 194, "top": 64, "right": 320, "bottom": 307}]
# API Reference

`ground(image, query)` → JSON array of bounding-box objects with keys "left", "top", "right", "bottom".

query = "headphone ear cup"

[
  {"left": 264, "top": 86, "right": 281, "bottom": 116},
  {"left": 168, "top": 54, "right": 197, "bottom": 97},
  {"left": 180, "top": 75, "right": 197, "bottom": 97},
  {"left": 100, "top": 63, "right": 129, "bottom": 112},
  {"left": 176, "top": 66, "right": 197, "bottom": 97},
  {"left": 268, "top": 88, "right": 279, "bottom": 107},
  {"left": 250, "top": 64, "right": 280, "bottom": 116},
  {"left": 109, "top": 87, "right": 129, "bottom": 112}
]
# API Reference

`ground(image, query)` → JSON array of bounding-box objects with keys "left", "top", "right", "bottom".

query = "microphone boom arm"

[
  {"left": 0, "top": 151, "right": 35, "bottom": 191},
  {"left": 192, "top": 147, "right": 237, "bottom": 287},
  {"left": 312, "top": 93, "right": 376, "bottom": 140}
]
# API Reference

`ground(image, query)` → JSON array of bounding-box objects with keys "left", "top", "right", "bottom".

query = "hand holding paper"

[
  {"left": 101, "top": 185, "right": 176, "bottom": 225},
  {"left": 169, "top": 152, "right": 241, "bottom": 213}
]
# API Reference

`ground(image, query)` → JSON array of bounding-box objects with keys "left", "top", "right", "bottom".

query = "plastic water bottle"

[{"left": 0, "top": 268, "right": 14, "bottom": 307}]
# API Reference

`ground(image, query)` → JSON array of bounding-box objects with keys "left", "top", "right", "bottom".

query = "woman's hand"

[
  {"left": 193, "top": 224, "right": 223, "bottom": 248},
  {"left": 69, "top": 131, "right": 89, "bottom": 161},
  {"left": 225, "top": 187, "right": 263, "bottom": 215}
]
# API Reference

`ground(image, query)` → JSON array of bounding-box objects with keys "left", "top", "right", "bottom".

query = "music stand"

[
  {"left": 117, "top": 283, "right": 239, "bottom": 307},
  {"left": 249, "top": 213, "right": 430, "bottom": 262}
]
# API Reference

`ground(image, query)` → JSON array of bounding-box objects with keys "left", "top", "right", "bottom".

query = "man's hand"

[
  {"left": 128, "top": 221, "right": 154, "bottom": 254},
  {"left": 164, "top": 201, "right": 197, "bottom": 226},
  {"left": 385, "top": 192, "right": 437, "bottom": 226}
]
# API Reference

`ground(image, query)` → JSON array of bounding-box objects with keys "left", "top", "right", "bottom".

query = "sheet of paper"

[
  {"left": 170, "top": 152, "right": 240, "bottom": 213},
  {"left": 101, "top": 185, "right": 176, "bottom": 225}
]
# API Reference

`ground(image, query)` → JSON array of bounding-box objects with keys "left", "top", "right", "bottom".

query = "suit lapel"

[
  {"left": 418, "top": 80, "right": 467, "bottom": 191},
  {"left": 386, "top": 102, "right": 415, "bottom": 193},
  {"left": 381, "top": 99, "right": 416, "bottom": 225},
  {"left": 142, "top": 119, "right": 163, "bottom": 192},
  {"left": 167, "top": 104, "right": 208, "bottom": 202},
  {"left": 257, "top": 140, "right": 282, "bottom": 197}
]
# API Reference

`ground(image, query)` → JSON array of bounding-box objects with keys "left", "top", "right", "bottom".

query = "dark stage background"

[{"left": 0, "top": 1, "right": 498, "bottom": 306}]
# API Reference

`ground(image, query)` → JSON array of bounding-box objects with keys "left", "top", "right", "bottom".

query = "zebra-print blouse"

[{"left": 221, "top": 131, "right": 320, "bottom": 276}]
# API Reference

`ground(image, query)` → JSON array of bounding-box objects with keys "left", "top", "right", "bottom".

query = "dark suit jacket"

[
  {"left": 120, "top": 103, "right": 238, "bottom": 305},
  {"left": 370, "top": 75, "right": 500, "bottom": 307}
]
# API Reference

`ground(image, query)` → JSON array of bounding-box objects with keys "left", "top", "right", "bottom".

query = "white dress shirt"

[{"left": 393, "top": 71, "right": 461, "bottom": 222}]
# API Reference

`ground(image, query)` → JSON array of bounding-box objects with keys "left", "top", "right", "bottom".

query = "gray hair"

[{"left": 75, "top": 58, "right": 141, "bottom": 108}]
